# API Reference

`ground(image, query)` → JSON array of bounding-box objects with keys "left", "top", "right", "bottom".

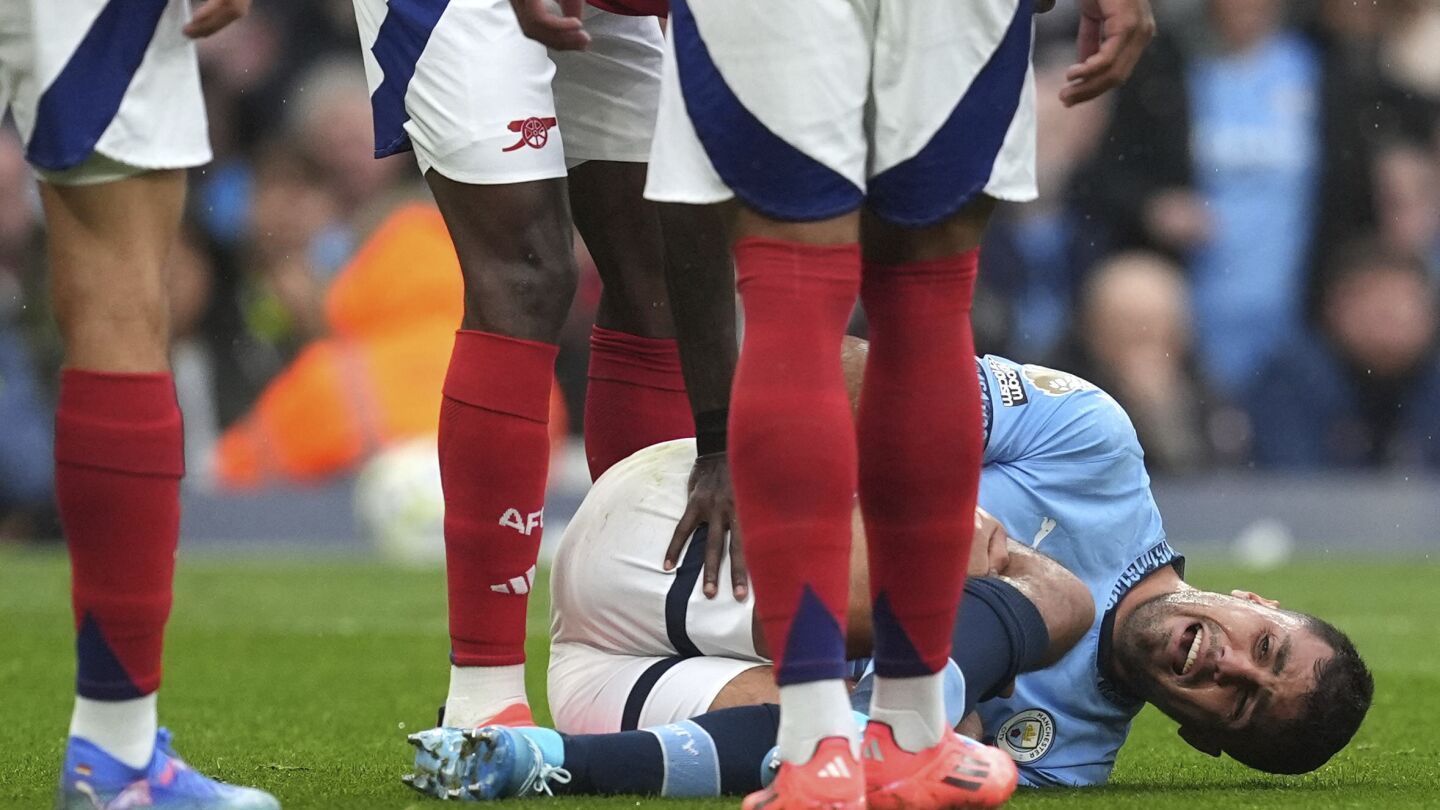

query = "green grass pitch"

[{"left": 2, "top": 549, "right": 1438, "bottom": 809}]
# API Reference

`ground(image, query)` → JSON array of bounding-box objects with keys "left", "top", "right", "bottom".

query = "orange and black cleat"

[
  {"left": 862, "top": 722, "right": 1018, "bottom": 810},
  {"left": 743, "top": 737, "right": 867, "bottom": 810}
]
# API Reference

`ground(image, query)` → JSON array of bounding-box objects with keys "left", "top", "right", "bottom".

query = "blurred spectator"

[
  {"left": 286, "top": 57, "right": 404, "bottom": 222},
  {"left": 199, "top": 55, "right": 406, "bottom": 422},
  {"left": 1379, "top": 0, "right": 1440, "bottom": 101},
  {"left": 979, "top": 44, "right": 1112, "bottom": 358},
  {"left": 214, "top": 201, "right": 568, "bottom": 489},
  {"left": 1076, "top": 0, "right": 1416, "bottom": 397},
  {"left": 1248, "top": 242, "right": 1440, "bottom": 469},
  {"left": 1058, "top": 252, "right": 1242, "bottom": 474},
  {"left": 167, "top": 229, "right": 224, "bottom": 486},
  {"left": 1167, "top": 0, "right": 1317, "bottom": 393},
  {"left": 1372, "top": 140, "right": 1440, "bottom": 272},
  {"left": 0, "top": 129, "right": 55, "bottom": 538}
]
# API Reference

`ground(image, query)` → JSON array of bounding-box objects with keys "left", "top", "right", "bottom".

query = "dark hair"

[
  {"left": 1226, "top": 615, "right": 1374, "bottom": 775},
  {"left": 1320, "top": 239, "right": 1432, "bottom": 302}
]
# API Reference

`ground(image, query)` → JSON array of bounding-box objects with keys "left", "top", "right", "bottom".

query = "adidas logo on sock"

[{"left": 816, "top": 756, "right": 852, "bottom": 779}]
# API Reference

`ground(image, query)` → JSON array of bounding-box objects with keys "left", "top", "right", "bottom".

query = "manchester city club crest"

[{"left": 996, "top": 709, "right": 1056, "bottom": 763}]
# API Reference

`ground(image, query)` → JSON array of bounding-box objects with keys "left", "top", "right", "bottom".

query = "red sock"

[
  {"left": 56, "top": 370, "right": 184, "bottom": 699},
  {"left": 858, "top": 249, "right": 982, "bottom": 677},
  {"left": 441, "top": 330, "right": 557, "bottom": 667},
  {"left": 729, "top": 237, "right": 860, "bottom": 685},
  {"left": 583, "top": 326, "right": 693, "bottom": 480}
]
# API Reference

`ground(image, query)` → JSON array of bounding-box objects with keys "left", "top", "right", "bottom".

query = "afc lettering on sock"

[{"left": 498, "top": 507, "right": 544, "bottom": 536}]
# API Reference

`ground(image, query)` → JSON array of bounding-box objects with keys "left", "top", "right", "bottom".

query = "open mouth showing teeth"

[{"left": 1175, "top": 623, "right": 1203, "bottom": 676}]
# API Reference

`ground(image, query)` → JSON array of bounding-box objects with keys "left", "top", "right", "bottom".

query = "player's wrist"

[{"left": 695, "top": 408, "right": 728, "bottom": 457}]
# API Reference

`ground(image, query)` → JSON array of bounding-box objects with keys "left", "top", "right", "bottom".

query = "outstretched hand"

[
  {"left": 664, "top": 452, "right": 746, "bottom": 600},
  {"left": 508, "top": 0, "right": 591, "bottom": 50},
  {"left": 1062, "top": 0, "right": 1155, "bottom": 107}
]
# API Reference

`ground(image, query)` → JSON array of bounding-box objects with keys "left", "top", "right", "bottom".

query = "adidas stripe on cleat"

[
  {"left": 862, "top": 722, "right": 1017, "bottom": 810},
  {"left": 742, "top": 737, "right": 865, "bottom": 810}
]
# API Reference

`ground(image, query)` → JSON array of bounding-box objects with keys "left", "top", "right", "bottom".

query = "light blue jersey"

[{"left": 973, "top": 356, "right": 1181, "bottom": 787}]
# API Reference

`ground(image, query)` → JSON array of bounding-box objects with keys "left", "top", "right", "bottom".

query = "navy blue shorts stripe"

[
  {"left": 867, "top": 0, "right": 1034, "bottom": 227},
  {"left": 620, "top": 656, "right": 687, "bottom": 731},
  {"left": 368, "top": 0, "right": 449, "bottom": 158},
  {"left": 27, "top": 0, "right": 168, "bottom": 171},
  {"left": 665, "top": 523, "right": 708, "bottom": 658},
  {"left": 670, "top": 0, "right": 864, "bottom": 222},
  {"left": 620, "top": 523, "right": 711, "bottom": 729}
]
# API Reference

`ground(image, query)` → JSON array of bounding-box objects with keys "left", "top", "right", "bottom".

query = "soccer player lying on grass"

[{"left": 405, "top": 341, "right": 1374, "bottom": 799}]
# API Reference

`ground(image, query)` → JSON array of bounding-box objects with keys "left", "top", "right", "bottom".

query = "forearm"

[
  {"left": 657, "top": 202, "right": 737, "bottom": 451},
  {"left": 994, "top": 540, "right": 1094, "bottom": 666}
]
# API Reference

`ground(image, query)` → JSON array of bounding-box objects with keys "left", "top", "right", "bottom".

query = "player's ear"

[
  {"left": 1230, "top": 590, "right": 1280, "bottom": 609},
  {"left": 1178, "top": 725, "right": 1223, "bottom": 757}
]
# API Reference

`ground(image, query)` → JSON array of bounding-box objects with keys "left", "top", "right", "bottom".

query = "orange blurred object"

[{"left": 215, "top": 204, "right": 568, "bottom": 489}]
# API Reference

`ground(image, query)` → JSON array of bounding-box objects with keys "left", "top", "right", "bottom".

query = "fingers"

[
  {"left": 702, "top": 517, "right": 725, "bottom": 598},
  {"left": 988, "top": 529, "right": 1010, "bottom": 576},
  {"left": 513, "top": 0, "right": 591, "bottom": 50},
  {"left": 729, "top": 522, "right": 748, "bottom": 601},
  {"left": 184, "top": 0, "right": 249, "bottom": 38},
  {"left": 1061, "top": 2, "right": 1155, "bottom": 107},
  {"left": 665, "top": 505, "right": 701, "bottom": 572}
]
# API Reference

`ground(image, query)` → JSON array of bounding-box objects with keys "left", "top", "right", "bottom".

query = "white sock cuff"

[
  {"left": 777, "top": 679, "right": 861, "bottom": 764},
  {"left": 442, "top": 664, "right": 529, "bottom": 728},
  {"left": 69, "top": 693, "right": 159, "bottom": 770}
]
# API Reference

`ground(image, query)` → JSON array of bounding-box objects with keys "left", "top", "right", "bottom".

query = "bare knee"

[
  {"left": 707, "top": 665, "right": 778, "bottom": 711},
  {"left": 735, "top": 207, "right": 860, "bottom": 246},
  {"left": 570, "top": 161, "right": 673, "bottom": 337},
  {"left": 426, "top": 172, "right": 579, "bottom": 342},
  {"left": 861, "top": 196, "right": 997, "bottom": 265},
  {"left": 53, "top": 290, "right": 170, "bottom": 371},
  {"left": 39, "top": 173, "right": 184, "bottom": 371}
]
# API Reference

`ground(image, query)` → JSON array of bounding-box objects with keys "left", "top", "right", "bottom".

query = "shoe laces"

[{"left": 515, "top": 735, "right": 571, "bottom": 797}]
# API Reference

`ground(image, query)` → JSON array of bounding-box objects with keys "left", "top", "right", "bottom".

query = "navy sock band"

[
  {"left": 557, "top": 703, "right": 782, "bottom": 797},
  {"left": 950, "top": 576, "right": 1051, "bottom": 717}
]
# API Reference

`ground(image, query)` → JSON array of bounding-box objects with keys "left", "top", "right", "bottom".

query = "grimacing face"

[{"left": 1111, "top": 589, "right": 1335, "bottom": 752}]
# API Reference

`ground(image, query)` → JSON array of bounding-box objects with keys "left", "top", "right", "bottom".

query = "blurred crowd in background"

[{"left": 4, "top": 0, "right": 1440, "bottom": 537}]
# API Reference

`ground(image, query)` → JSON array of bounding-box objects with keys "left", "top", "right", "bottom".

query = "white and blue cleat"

[
  {"left": 403, "top": 726, "right": 570, "bottom": 801},
  {"left": 57, "top": 728, "right": 279, "bottom": 810}
]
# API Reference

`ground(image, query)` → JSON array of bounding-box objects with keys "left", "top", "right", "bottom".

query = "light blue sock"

[{"left": 514, "top": 726, "right": 566, "bottom": 767}]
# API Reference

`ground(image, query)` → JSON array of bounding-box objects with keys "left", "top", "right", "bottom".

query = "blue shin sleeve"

[{"left": 950, "top": 576, "right": 1051, "bottom": 717}]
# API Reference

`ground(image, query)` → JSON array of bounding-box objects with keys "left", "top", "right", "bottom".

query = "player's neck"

[{"left": 1112, "top": 564, "right": 1189, "bottom": 638}]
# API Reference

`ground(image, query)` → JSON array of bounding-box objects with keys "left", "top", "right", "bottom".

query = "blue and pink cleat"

[
  {"left": 403, "top": 724, "right": 570, "bottom": 801},
  {"left": 57, "top": 728, "right": 280, "bottom": 810}
]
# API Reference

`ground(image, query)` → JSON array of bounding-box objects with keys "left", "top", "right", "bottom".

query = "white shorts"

[
  {"left": 646, "top": 0, "right": 1038, "bottom": 226},
  {"left": 547, "top": 439, "right": 767, "bottom": 734},
  {"left": 0, "top": 0, "right": 210, "bottom": 184},
  {"left": 355, "top": 0, "right": 662, "bottom": 184}
]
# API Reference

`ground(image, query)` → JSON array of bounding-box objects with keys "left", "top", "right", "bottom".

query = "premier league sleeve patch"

[
  {"left": 995, "top": 709, "right": 1056, "bottom": 763},
  {"left": 1021, "top": 365, "right": 1096, "bottom": 397}
]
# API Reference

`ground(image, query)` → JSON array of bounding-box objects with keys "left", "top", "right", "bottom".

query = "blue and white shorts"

[
  {"left": 645, "top": 0, "right": 1038, "bottom": 227},
  {"left": 355, "top": 0, "right": 663, "bottom": 184},
  {"left": 546, "top": 440, "right": 767, "bottom": 734},
  {"left": 0, "top": 0, "right": 210, "bottom": 186}
]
